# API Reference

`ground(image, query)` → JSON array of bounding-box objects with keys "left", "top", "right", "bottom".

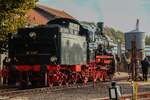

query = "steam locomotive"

[{"left": 2, "top": 18, "right": 114, "bottom": 87}]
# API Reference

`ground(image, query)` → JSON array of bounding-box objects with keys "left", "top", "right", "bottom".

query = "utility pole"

[
  {"left": 130, "top": 19, "right": 141, "bottom": 81},
  {"left": 131, "top": 36, "right": 137, "bottom": 80}
]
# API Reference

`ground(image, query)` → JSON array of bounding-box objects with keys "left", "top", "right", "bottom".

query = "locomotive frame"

[{"left": 1, "top": 18, "right": 115, "bottom": 87}]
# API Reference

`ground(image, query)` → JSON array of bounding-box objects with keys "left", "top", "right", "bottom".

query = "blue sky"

[{"left": 39, "top": 0, "right": 150, "bottom": 34}]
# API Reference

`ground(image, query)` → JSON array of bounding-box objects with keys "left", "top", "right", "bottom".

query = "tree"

[
  {"left": 116, "top": 30, "right": 124, "bottom": 43},
  {"left": 104, "top": 27, "right": 124, "bottom": 44},
  {"left": 0, "top": 0, "right": 38, "bottom": 40},
  {"left": 145, "top": 35, "right": 150, "bottom": 45}
]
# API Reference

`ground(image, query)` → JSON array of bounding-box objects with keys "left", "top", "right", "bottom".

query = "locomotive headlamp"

[
  {"left": 50, "top": 56, "right": 57, "bottom": 62},
  {"left": 29, "top": 32, "right": 36, "bottom": 38},
  {"left": 5, "top": 57, "right": 11, "bottom": 63}
]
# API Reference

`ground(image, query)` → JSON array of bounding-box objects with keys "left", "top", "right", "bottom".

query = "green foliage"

[
  {"left": 145, "top": 35, "right": 150, "bottom": 45},
  {"left": 104, "top": 27, "right": 124, "bottom": 44},
  {"left": 104, "top": 27, "right": 150, "bottom": 45},
  {"left": 0, "top": 0, "right": 38, "bottom": 40}
]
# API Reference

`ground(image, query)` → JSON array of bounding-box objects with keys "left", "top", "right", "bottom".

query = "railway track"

[
  {"left": 0, "top": 80, "right": 117, "bottom": 98},
  {"left": 0, "top": 77, "right": 124, "bottom": 96},
  {"left": 0, "top": 88, "right": 17, "bottom": 93},
  {"left": 0, "top": 76, "right": 149, "bottom": 100},
  {"left": 0, "top": 83, "right": 95, "bottom": 99}
]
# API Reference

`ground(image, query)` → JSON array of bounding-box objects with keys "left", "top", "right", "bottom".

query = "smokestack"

[
  {"left": 136, "top": 19, "right": 139, "bottom": 31},
  {"left": 97, "top": 22, "right": 104, "bottom": 35}
]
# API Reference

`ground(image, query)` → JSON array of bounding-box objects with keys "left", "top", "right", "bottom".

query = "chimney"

[{"left": 97, "top": 22, "right": 104, "bottom": 35}]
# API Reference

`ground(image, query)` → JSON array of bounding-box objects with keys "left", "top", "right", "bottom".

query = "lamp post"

[{"left": 109, "top": 81, "right": 122, "bottom": 100}]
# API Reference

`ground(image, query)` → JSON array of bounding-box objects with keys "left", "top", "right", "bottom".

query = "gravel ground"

[{"left": 7, "top": 82, "right": 150, "bottom": 100}]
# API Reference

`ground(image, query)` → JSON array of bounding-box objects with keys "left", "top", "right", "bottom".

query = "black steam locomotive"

[{"left": 3, "top": 18, "right": 111, "bottom": 87}]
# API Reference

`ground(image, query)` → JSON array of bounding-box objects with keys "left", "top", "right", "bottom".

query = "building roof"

[
  {"left": 37, "top": 4, "right": 74, "bottom": 19},
  {"left": 26, "top": 4, "right": 74, "bottom": 25},
  {"left": 125, "top": 29, "right": 144, "bottom": 34}
]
